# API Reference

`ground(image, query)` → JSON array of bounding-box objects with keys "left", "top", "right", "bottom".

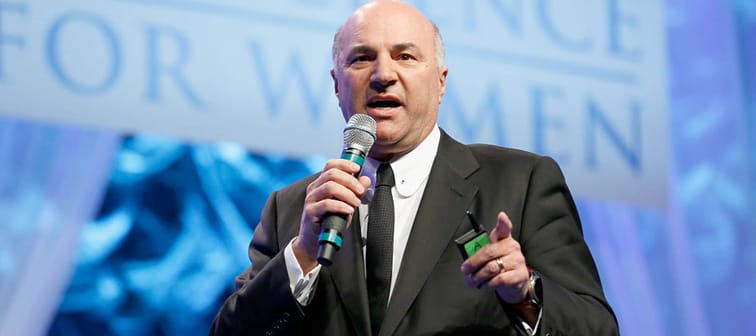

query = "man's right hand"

[{"left": 293, "top": 159, "right": 371, "bottom": 273}]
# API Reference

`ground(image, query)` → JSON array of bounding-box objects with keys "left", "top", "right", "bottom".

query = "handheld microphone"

[{"left": 317, "top": 114, "right": 376, "bottom": 266}]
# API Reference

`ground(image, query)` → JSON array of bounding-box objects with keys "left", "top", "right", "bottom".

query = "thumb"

[{"left": 490, "top": 211, "right": 513, "bottom": 242}]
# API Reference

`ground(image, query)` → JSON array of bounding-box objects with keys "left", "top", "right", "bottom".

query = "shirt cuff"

[
  {"left": 284, "top": 237, "right": 322, "bottom": 305},
  {"left": 518, "top": 308, "right": 542, "bottom": 336}
]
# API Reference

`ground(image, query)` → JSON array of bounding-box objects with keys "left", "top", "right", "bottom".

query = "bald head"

[
  {"left": 332, "top": 0, "right": 445, "bottom": 70},
  {"left": 329, "top": 0, "right": 449, "bottom": 160}
]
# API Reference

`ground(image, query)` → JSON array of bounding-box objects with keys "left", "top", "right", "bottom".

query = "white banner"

[{"left": 0, "top": 0, "right": 667, "bottom": 205}]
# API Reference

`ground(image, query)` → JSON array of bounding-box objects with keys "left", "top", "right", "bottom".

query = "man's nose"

[{"left": 370, "top": 55, "right": 398, "bottom": 90}]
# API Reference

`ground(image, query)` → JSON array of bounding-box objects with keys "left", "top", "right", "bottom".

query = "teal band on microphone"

[
  {"left": 319, "top": 231, "right": 343, "bottom": 248},
  {"left": 342, "top": 152, "right": 364, "bottom": 167}
]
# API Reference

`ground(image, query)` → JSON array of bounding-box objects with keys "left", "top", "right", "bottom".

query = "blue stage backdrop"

[{"left": 0, "top": 0, "right": 754, "bottom": 335}]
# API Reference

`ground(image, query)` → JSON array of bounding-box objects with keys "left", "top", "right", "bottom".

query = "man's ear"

[
  {"left": 438, "top": 66, "right": 448, "bottom": 104},
  {"left": 331, "top": 69, "right": 339, "bottom": 96}
]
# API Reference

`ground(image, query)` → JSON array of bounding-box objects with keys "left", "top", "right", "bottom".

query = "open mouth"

[{"left": 367, "top": 100, "right": 401, "bottom": 109}]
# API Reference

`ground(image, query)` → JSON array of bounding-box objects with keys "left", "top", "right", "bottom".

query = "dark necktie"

[{"left": 366, "top": 163, "right": 395, "bottom": 336}]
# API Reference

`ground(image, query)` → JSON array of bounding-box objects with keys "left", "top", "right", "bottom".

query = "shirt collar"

[{"left": 364, "top": 126, "right": 440, "bottom": 198}]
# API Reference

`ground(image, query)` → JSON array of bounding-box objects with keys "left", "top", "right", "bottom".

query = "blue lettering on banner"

[
  {"left": 248, "top": 41, "right": 333, "bottom": 122},
  {"left": 487, "top": 0, "right": 524, "bottom": 33},
  {"left": 46, "top": 12, "right": 122, "bottom": 94},
  {"left": 586, "top": 97, "right": 641, "bottom": 173},
  {"left": 0, "top": 0, "right": 664, "bottom": 203},
  {"left": 146, "top": 25, "right": 206, "bottom": 109},
  {"left": 532, "top": 85, "right": 568, "bottom": 164},
  {"left": 0, "top": 2, "right": 26, "bottom": 80},
  {"left": 440, "top": 82, "right": 508, "bottom": 147},
  {"left": 608, "top": 0, "right": 640, "bottom": 60},
  {"left": 537, "top": 0, "right": 592, "bottom": 52}
]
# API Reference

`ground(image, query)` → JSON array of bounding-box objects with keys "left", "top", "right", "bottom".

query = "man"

[{"left": 211, "top": 1, "right": 618, "bottom": 335}]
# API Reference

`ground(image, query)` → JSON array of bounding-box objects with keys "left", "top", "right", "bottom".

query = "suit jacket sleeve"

[
  {"left": 210, "top": 184, "right": 309, "bottom": 336},
  {"left": 517, "top": 156, "right": 618, "bottom": 335}
]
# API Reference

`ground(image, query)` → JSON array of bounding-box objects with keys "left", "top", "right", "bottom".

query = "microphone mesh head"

[{"left": 343, "top": 114, "right": 376, "bottom": 153}]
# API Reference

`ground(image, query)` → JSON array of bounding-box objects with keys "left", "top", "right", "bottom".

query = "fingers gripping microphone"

[{"left": 317, "top": 114, "right": 376, "bottom": 266}]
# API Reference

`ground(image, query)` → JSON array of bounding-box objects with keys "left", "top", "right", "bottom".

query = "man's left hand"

[{"left": 460, "top": 211, "right": 529, "bottom": 304}]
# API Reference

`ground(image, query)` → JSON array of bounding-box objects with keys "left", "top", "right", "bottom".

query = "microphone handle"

[
  {"left": 316, "top": 147, "right": 366, "bottom": 266},
  {"left": 317, "top": 214, "right": 349, "bottom": 266}
]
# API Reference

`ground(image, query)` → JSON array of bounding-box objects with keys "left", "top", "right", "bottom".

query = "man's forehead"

[
  {"left": 338, "top": 17, "right": 433, "bottom": 47},
  {"left": 341, "top": 2, "right": 433, "bottom": 37}
]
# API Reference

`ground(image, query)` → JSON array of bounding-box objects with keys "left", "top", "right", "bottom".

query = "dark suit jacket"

[{"left": 211, "top": 130, "right": 618, "bottom": 336}]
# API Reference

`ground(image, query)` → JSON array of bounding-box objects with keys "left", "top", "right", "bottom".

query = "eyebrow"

[
  {"left": 346, "top": 45, "right": 375, "bottom": 57},
  {"left": 392, "top": 43, "right": 422, "bottom": 55}
]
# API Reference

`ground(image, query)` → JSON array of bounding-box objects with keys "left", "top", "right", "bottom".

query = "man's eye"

[
  {"left": 350, "top": 55, "right": 370, "bottom": 64},
  {"left": 398, "top": 54, "right": 415, "bottom": 61}
]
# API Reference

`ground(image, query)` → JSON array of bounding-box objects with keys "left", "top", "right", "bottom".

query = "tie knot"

[{"left": 376, "top": 163, "right": 395, "bottom": 188}]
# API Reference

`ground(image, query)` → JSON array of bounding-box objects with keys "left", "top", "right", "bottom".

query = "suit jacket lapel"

[
  {"left": 379, "top": 131, "right": 480, "bottom": 336},
  {"left": 328, "top": 210, "right": 371, "bottom": 336}
]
